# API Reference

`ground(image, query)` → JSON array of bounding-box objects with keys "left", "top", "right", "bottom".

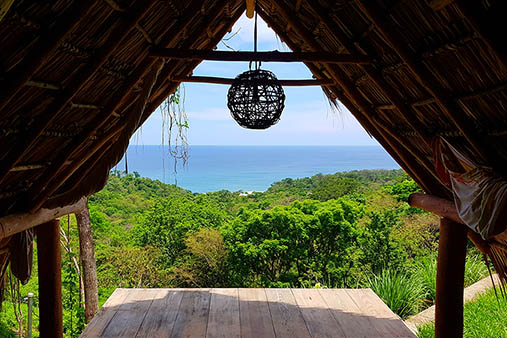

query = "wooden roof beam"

[
  {"left": 25, "top": 0, "right": 230, "bottom": 212},
  {"left": 0, "top": 197, "right": 86, "bottom": 240},
  {"left": 357, "top": 1, "right": 500, "bottom": 173},
  {"left": 0, "top": 1, "right": 96, "bottom": 112},
  {"left": 171, "top": 75, "right": 334, "bottom": 86},
  {"left": 258, "top": 5, "right": 446, "bottom": 196},
  {"left": 149, "top": 48, "right": 371, "bottom": 64},
  {"left": 0, "top": 0, "right": 159, "bottom": 187}
]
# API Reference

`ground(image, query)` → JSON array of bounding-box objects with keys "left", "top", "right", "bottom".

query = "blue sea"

[{"left": 116, "top": 145, "right": 400, "bottom": 193}]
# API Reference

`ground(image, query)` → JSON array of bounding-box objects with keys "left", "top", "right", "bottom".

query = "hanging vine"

[{"left": 160, "top": 85, "right": 188, "bottom": 182}]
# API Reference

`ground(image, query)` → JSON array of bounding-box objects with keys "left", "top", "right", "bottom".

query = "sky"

[{"left": 133, "top": 13, "right": 379, "bottom": 146}]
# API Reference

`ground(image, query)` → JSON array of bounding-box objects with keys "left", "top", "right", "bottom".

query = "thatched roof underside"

[{"left": 0, "top": 1, "right": 506, "bottom": 278}]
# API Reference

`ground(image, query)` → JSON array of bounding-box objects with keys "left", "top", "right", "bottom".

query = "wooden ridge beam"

[
  {"left": 357, "top": 1, "right": 500, "bottom": 173},
  {"left": 171, "top": 75, "right": 334, "bottom": 86},
  {"left": 0, "top": 1, "right": 96, "bottom": 112},
  {"left": 150, "top": 48, "right": 371, "bottom": 64},
  {"left": 0, "top": 197, "right": 86, "bottom": 240},
  {"left": 0, "top": 0, "right": 159, "bottom": 187}
]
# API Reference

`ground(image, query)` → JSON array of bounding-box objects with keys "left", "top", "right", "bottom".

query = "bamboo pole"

[
  {"left": 0, "top": 0, "right": 158, "bottom": 187},
  {"left": 0, "top": 197, "right": 86, "bottom": 240},
  {"left": 150, "top": 48, "right": 371, "bottom": 64},
  {"left": 37, "top": 219, "right": 63, "bottom": 338},
  {"left": 171, "top": 75, "right": 334, "bottom": 86}
]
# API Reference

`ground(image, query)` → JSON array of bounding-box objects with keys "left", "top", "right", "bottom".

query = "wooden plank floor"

[{"left": 80, "top": 288, "right": 416, "bottom": 338}]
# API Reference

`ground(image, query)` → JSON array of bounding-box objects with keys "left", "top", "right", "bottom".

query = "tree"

[{"left": 75, "top": 201, "right": 99, "bottom": 323}]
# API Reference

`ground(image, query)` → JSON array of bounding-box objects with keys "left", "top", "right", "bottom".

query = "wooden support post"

[
  {"left": 435, "top": 217, "right": 467, "bottom": 338},
  {"left": 37, "top": 219, "right": 63, "bottom": 338}
]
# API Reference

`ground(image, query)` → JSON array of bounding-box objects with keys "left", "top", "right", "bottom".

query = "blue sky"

[{"left": 134, "top": 13, "right": 379, "bottom": 146}]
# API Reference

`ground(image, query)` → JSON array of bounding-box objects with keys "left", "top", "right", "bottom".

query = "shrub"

[
  {"left": 365, "top": 269, "right": 425, "bottom": 319},
  {"left": 412, "top": 254, "right": 438, "bottom": 306},
  {"left": 464, "top": 254, "right": 489, "bottom": 287}
]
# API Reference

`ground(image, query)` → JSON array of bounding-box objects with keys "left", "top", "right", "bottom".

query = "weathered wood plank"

[
  {"left": 79, "top": 289, "right": 130, "bottom": 338},
  {"left": 100, "top": 289, "right": 157, "bottom": 337},
  {"left": 238, "top": 288, "right": 276, "bottom": 338},
  {"left": 319, "top": 289, "right": 382, "bottom": 338},
  {"left": 292, "top": 288, "right": 347, "bottom": 338},
  {"left": 265, "top": 288, "right": 311, "bottom": 338},
  {"left": 346, "top": 289, "right": 415, "bottom": 338},
  {"left": 135, "top": 289, "right": 185, "bottom": 338},
  {"left": 206, "top": 288, "right": 240, "bottom": 338},
  {"left": 170, "top": 289, "right": 211, "bottom": 338}
]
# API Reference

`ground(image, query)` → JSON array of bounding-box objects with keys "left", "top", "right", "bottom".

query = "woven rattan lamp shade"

[{"left": 227, "top": 69, "right": 285, "bottom": 129}]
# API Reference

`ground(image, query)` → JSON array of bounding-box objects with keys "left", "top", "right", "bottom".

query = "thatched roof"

[{"left": 0, "top": 1, "right": 506, "bottom": 275}]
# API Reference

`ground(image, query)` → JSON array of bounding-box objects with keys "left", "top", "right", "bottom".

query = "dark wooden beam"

[
  {"left": 171, "top": 75, "right": 334, "bottom": 86},
  {"left": 150, "top": 48, "right": 371, "bottom": 64},
  {"left": 0, "top": 0, "right": 158, "bottom": 187},
  {"left": 0, "top": 1, "right": 96, "bottom": 112},
  {"left": 0, "top": 197, "right": 86, "bottom": 239},
  {"left": 357, "top": 1, "right": 499, "bottom": 172},
  {"left": 408, "top": 193, "right": 460, "bottom": 223},
  {"left": 435, "top": 218, "right": 467, "bottom": 338},
  {"left": 37, "top": 219, "right": 63, "bottom": 338}
]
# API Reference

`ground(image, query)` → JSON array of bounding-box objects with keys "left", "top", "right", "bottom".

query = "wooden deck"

[{"left": 80, "top": 288, "right": 416, "bottom": 338}]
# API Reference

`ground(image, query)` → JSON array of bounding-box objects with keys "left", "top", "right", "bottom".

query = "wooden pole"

[
  {"left": 150, "top": 48, "right": 371, "bottom": 64},
  {"left": 37, "top": 219, "right": 63, "bottom": 338},
  {"left": 435, "top": 217, "right": 467, "bottom": 338},
  {"left": 171, "top": 75, "right": 334, "bottom": 86}
]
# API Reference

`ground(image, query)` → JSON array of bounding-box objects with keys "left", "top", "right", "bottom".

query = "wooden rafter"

[
  {"left": 26, "top": 1, "right": 230, "bottom": 211},
  {"left": 150, "top": 48, "right": 371, "bottom": 64},
  {"left": 357, "top": 1, "right": 500, "bottom": 173},
  {"left": 171, "top": 75, "right": 334, "bottom": 86},
  {"left": 0, "top": 1, "right": 96, "bottom": 112},
  {"left": 0, "top": 0, "right": 159, "bottom": 187}
]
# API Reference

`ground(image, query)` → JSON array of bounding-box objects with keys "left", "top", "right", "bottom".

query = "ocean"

[{"left": 116, "top": 145, "right": 400, "bottom": 193}]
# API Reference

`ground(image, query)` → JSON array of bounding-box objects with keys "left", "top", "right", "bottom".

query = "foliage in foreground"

[
  {"left": 0, "top": 169, "right": 492, "bottom": 336},
  {"left": 417, "top": 287, "right": 507, "bottom": 338}
]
